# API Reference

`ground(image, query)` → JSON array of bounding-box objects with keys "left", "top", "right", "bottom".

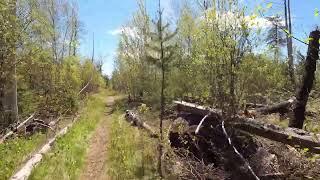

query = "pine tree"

[
  {"left": 266, "top": 15, "right": 286, "bottom": 62},
  {"left": 146, "top": 0, "right": 177, "bottom": 176}
]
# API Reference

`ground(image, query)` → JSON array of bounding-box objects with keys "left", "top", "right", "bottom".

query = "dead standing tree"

[{"left": 289, "top": 30, "right": 320, "bottom": 129}]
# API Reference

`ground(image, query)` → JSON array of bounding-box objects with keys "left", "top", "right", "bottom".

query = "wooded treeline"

[
  {"left": 0, "top": 0, "right": 105, "bottom": 130},
  {"left": 112, "top": 0, "right": 313, "bottom": 112}
]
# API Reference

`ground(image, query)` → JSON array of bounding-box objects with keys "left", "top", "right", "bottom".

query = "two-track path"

[{"left": 79, "top": 96, "right": 116, "bottom": 180}]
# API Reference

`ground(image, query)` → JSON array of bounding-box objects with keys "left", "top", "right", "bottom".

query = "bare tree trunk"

[
  {"left": 229, "top": 50, "right": 237, "bottom": 115},
  {"left": 91, "top": 33, "right": 95, "bottom": 63},
  {"left": 275, "top": 22, "right": 279, "bottom": 62},
  {"left": 0, "top": 52, "right": 6, "bottom": 128},
  {"left": 49, "top": 0, "right": 58, "bottom": 63},
  {"left": 285, "top": 0, "right": 295, "bottom": 87},
  {"left": 158, "top": 0, "right": 164, "bottom": 177},
  {"left": 10, "top": 63, "right": 18, "bottom": 122},
  {"left": 12, "top": 0, "right": 18, "bottom": 122},
  {"left": 6, "top": 0, "right": 18, "bottom": 124},
  {"left": 159, "top": 62, "right": 164, "bottom": 177},
  {"left": 69, "top": 11, "right": 78, "bottom": 57},
  {"left": 289, "top": 30, "right": 320, "bottom": 129},
  {"left": 73, "top": 24, "right": 77, "bottom": 56}
]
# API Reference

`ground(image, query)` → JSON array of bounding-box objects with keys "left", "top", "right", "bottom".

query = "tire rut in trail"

[{"left": 79, "top": 96, "right": 116, "bottom": 180}]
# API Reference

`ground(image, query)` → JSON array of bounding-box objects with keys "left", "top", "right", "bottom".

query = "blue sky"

[{"left": 77, "top": 0, "right": 320, "bottom": 76}]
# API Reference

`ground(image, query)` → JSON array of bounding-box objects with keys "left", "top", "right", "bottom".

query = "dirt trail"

[{"left": 79, "top": 96, "right": 116, "bottom": 180}]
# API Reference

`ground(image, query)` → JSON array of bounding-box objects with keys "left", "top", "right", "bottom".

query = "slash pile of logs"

[
  {"left": 124, "top": 99, "right": 320, "bottom": 179},
  {"left": 170, "top": 100, "right": 320, "bottom": 179},
  {"left": 173, "top": 100, "right": 320, "bottom": 153}
]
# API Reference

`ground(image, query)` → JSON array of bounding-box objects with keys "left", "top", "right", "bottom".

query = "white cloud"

[
  {"left": 201, "top": 10, "right": 278, "bottom": 29},
  {"left": 245, "top": 15, "right": 285, "bottom": 29},
  {"left": 107, "top": 29, "right": 122, "bottom": 36},
  {"left": 107, "top": 26, "right": 138, "bottom": 38},
  {"left": 245, "top": 16, "right": 272, "bottom": 29},
  {"left": 161, "top": 0, "right": 175, "bottom": 21}
]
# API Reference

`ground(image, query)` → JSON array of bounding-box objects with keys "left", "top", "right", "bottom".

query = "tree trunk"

[
  {"left": 285, "top": 0, "right": 295, "bottom": 87},
  {"left": 9, "top": 0, "right": 18, "bottom": 122},
  {"left": 73, "top": 21, "right": 78, "bottom": 56},
  {"left": 1, "top": 0, "right": 18, "bottom": 126},
  {"left": 289, "top": 30, "right": 320, "bottom": 129},
  {"left": 158, "top": 0, "right": 164, "bottom": 176}
]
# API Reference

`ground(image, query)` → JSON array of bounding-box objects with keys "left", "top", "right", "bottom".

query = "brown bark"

[
  {"left": 289, "top": 30, "right": 320, "bottom": 129},
  {"left": 254, "top": 99, "right": 294, "bottom": 115},
  {"left": 233, "top": 118, "right": 320, "bottom": 153},
  {"left": 158, "top": 0, "right": 164, "bottom": 176}
]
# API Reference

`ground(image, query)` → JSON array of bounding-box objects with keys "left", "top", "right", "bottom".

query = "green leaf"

[
  {"left": 250, "top": 14, "right": 257, "bottom": 20},
  {"left": 315, "top": 8, "right": 319, "bottom": 17},
  {"left": 257, "top": 5, "right": 263, "bottom": 11},
  {"left": 266, "top": 3, "right": 273, "bottom": 9},
  {"left": 305, "top": 37, "right": 314, "bottom": 43},
  {"left": 284, "top": 29, "right": 290, "bottom": 34}
]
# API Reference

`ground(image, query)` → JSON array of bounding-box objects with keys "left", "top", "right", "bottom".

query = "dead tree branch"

[{"left": 0, "top": 113, "right": 35, "bottom": 144}]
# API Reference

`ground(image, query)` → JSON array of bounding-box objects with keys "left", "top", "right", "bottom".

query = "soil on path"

[{"left": 79, "top": 96, "right": 116, "bottom": 180}]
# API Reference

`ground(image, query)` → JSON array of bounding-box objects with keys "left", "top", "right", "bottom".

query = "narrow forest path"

[{"left": 79, "top": 96, "right": 116, "bottom": 180}]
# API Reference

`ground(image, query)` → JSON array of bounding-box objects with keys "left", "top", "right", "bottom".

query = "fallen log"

[
  {"left": 232, "top": 118, "right": 320, "bottom": 153},
  {"left": 174, "top": 101, "right": 222, "bottom": 119},
  {"left": 0, "top": 113, "right": 35, "bottom": 144},
  {"left": 255, "top": 99, "right": 295, "bottom": 115},
  {"left": 125, "top": 110, "right": 158, "bottom": 138},
  {"left": 174, "top": 101, "right": 320, "bottom": 154},
  {"left": 10, "top": 122, "right": 73, "bottom": 180},
  {"left": 245, "top": 103, "right": 266, "bottom": 108},
  {"left": 254, "top": 98, "right": 295, "bottom": 115}
]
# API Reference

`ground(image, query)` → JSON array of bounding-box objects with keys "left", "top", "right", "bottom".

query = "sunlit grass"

[
  {"left": 107, "top": 111, "right": 159, "bottom": 179},
  {"left": 0, "top": 133, "right": 46, "bottom": 180}
]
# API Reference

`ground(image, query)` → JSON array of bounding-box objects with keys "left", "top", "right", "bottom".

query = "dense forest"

[
  {"left": 0, "top": 0, "right": 105, "bottom": 130},
  {"left": 1, "top": 0, "right": 320, "bottom": 179}
]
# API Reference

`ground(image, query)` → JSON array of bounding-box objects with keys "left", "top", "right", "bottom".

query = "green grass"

[
  {"left": 29, "top": 90, "right": 107, "bottom": 180},
  {"left": 107, "top": 111, "right": 159, "bottom": 180},
  {"left": 0, "top": 133, "right": 46, "bottom": 180}
]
